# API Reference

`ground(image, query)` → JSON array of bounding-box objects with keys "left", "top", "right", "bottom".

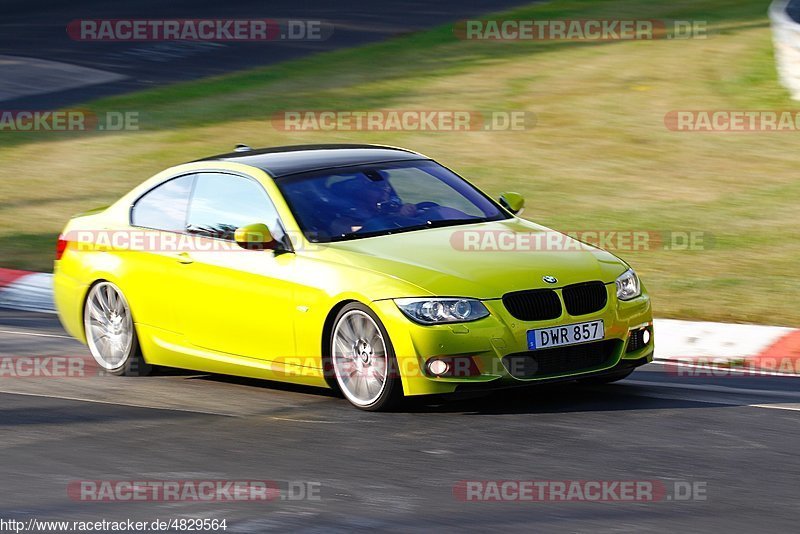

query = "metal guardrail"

[{"left": 770, "top": 0, "right": 800, "bottom": 99}]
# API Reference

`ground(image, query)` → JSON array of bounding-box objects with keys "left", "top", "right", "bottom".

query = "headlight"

[
  {"left": 616, "top": 269, "right": 641, "bottom": 301},
  {"left": 394, "top": 298, "right": 489, "bottom": 325}
]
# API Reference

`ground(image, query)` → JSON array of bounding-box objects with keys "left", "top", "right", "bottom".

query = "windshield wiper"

[
  {"left": 335, "top": 217, "right": 487, "bottom": 241},
  {"left": 388, "top": 218, "right": 483, "bottom": 233}
]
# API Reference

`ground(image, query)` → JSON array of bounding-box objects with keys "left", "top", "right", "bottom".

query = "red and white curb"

[
  {"left": 0, "top": 268, "right": 797, "bottom": 373},
  {"left": 0, "top": 268, "right": 54, "bottom": 314},
  {"left": 655, "top": 319, "right": 800, "bottom": 375}
]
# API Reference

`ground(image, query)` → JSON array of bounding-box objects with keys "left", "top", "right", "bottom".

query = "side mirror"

[
  {"left": 234, "top": 223, "right": 274, "bottom": 250},
  {"left": 499, "top": 192, "right": 525, "bottom": 215}
]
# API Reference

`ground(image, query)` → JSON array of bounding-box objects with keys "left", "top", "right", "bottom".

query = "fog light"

[
  {"left": 428, "top": 359, "right": 449, "bottom": 376},
  {"left": 426, "top": 356, "right": 481, "bottom": 377},
  {"left": 642, "top": 328, "right": 651, "bottom": 345}
]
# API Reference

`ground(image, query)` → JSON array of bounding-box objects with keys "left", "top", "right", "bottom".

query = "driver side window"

[{"left": 186, "top": 172, "right": 286, "bottom": 242}]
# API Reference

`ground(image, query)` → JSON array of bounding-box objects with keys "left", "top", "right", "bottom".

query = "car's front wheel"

[
  {"left": 84, "top": 281, "right": 151, "bottom": 376},
  {"left": 330, "top": 303, "right": 402, "bottom": 411}
]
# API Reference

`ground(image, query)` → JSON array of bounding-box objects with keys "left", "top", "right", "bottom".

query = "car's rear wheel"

[
  {"left": 84, "top": 281, "right": 151, "bottom": 376},
  {"left": 330, "top": 303, "right": 402, "bottom": 411}
]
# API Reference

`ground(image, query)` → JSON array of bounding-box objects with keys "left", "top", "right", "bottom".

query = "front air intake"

[{"left": 562, "top": 281, "right": 608, "bottom": 316}]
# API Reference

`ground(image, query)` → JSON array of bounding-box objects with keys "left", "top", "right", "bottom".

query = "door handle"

[{"left": 176, "top": 252, "right": 194, "bottom": 264}]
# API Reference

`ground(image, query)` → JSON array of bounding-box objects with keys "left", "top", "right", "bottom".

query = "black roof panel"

[{"left": 198, "top": 144, "right": 428, "bottom": 177}]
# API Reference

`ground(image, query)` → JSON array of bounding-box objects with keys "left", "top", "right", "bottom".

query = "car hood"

[{"left": 321, "top": 218, "right": 628, "bottom": 299}]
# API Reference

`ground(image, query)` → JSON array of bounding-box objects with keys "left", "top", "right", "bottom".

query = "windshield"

[{"left": 276, "top": 160, "right": 510, "bottom": 242}]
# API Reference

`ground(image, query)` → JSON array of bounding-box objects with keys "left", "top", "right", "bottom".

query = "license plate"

[{"left": 527, "top": 320, "right": 604, "bottom": 350}]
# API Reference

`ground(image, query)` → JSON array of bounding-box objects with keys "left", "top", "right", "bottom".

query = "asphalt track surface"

[
  {"left": 1, "top": 0, "right": 530, "bottom": 108},
  {"left": 1, "top": 308, "right": 799, "bottom": 532}
]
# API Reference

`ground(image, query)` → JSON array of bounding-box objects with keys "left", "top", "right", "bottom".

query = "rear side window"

[
  {"left": 131, "top": 174, "right": 194, "bottom": 232},
  {"left": 186, "top": 172, "right": 286, "bottom": 242}
]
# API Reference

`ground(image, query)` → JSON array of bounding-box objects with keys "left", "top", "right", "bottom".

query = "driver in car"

[
  {"left": 365, "top": 179, "right": 418, "bottom": 218},
  {"left": 329, "top": 175, "right": 418, "bottom": 236}
]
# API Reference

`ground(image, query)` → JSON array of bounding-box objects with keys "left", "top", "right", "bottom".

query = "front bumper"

[{"left": 372, "top": 283, "right": 653, "bottom": 396}]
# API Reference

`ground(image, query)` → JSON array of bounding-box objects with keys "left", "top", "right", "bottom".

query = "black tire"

[
  {"left": 84, "top": 281, "right": 152, "bottom": 377},
  {"left": 328, "top": 302, "right": 403, "bottom": 411},
  {"left": 114, "top": 331, "right": 152, "bottom": 377}
]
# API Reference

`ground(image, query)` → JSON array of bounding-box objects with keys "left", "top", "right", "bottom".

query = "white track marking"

[
  {"left": 270, "top": 416, "right": 338, "bottom": 424},
  {"left": 748, "top": 404, "right": 800, "bottom": 412},
  {"left": 269, "top": 416, "right": 376, "bottom": 424},
  {"left": 0, "top": 329, "right": 74, "bottom": 339},
  {"left": 616, "top": 388, "right": 797, "bottom": 412},
  {"left": 626, "top": 380, "right": 800, "bottom": 399},
  {"left": 622, "top": 379, "right": 800, "bottom": 413},
  {"left": 0, "top": 388, "right": 239, "bottom": 417}
]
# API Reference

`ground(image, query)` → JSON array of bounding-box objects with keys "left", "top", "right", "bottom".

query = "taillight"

[{"left": 55, "top": 234, "right": 68, "bottom": 260}]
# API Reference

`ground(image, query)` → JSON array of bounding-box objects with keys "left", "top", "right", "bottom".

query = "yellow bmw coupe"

[{"left": 54, "top": 144, "right": 653, "bottom": 410}]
